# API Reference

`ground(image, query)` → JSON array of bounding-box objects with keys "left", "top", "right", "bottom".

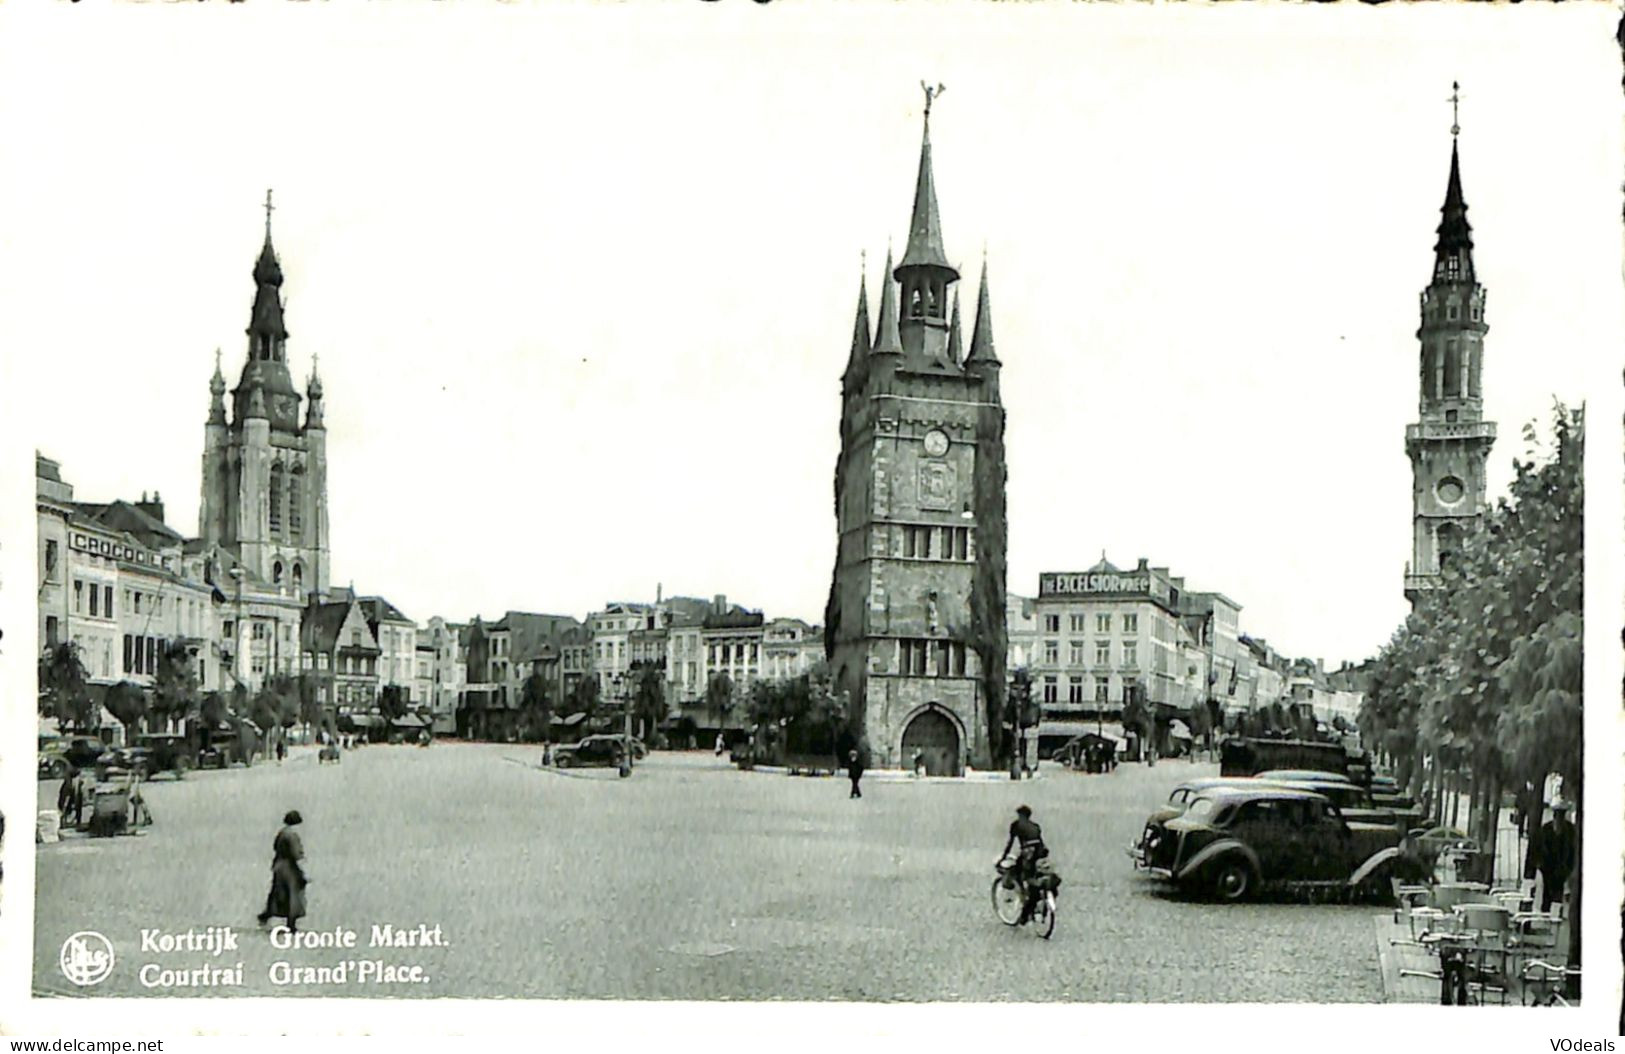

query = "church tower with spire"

[
  {"left": 824, "top": 89, "right": 1008, "bottom": 775},
  {"left": 199, "top": 192, "right": 331, "bottom": 600},
  {"left": 1405, "top": 87, "right": 1496, "bottom": 603}
]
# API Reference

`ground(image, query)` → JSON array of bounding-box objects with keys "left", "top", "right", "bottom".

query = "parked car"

[
  {"left": 131, "top": 733, "right": 193, "bottom": 779},
  {"left": 554, "top": 735, "right": 627, "bottom": 769},
  {"left": 95, "top": 745, "right": 149, "bottom": 779},
  {"left": 1139, "top": 785, "right": 1419, "bottom": 902},
  {"left": 197, "top": 745, "right": 226, "bottom": 770},
  {"left": 1251, "top": 773, "right": 1404, "bottom": 830},
  {"left": 47, "top": 735, "right": 110, "bottom": 774},
  {"left": 1129, "top": 777, "right": 1293, "bottom": 868},
  {"left": 38, "top": 736, "right": 72, "bottom": 779}
]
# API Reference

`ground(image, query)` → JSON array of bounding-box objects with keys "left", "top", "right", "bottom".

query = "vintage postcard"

[{"left": 0, "top": 0, "right": 1619, "bottom": 1042}]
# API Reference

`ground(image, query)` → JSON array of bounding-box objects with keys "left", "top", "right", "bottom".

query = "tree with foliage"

[
  {"left": 150, "top": 640, "right": 201, "bottom": 734},
  {"left": 296, "top": 674, "right": 324, "bottom": 733},
  {"left": 103, "top": 680, "right": 149, "bottom": 742},
  {"left": 1359, "top": 403, "right": 1582, "bottom": 985},
  {"left": 519, "top": 671, "right": 556, "bottom": 743},
  {"left": 706, "top": 671, "right": 734, "bottom": 722},
  {"left": 38, "top": 641, "right": 95, "bottom": 731},
  {"left": 562, "top": 675, "right": 600, "bottom": 720},
  {"left": 378, "top": 684, "right": 409, "bottom": 722},
  {"left": 630, "top": 665, "right": 667, "bottom": 743}
]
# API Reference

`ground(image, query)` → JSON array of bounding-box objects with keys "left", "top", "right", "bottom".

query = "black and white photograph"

[{"left": 0, "top": 0, "right": 1618, "bottom": 1038}]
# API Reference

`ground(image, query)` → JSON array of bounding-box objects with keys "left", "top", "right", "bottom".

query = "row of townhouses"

[{"left": 1009, "top": 555, "right": 1364, "bottom": 753}]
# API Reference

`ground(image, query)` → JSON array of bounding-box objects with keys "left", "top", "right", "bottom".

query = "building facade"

[
  {"left": 360, "top": 597, "right": 417, "bottom": 699},
  {"left": 300, "top": 598, "right": 380, "bottom": 718},
  {"left": 762, "top": 617, "right": 824, "bottom": 682},
  {"left": 1405, "top": 134, "right": 1496, "bottom": 601},
  {"left": 199, "top": 199, "right": 331, "bottom": 602},
  {"left": 825, "top": 96, "right": 1008, "bottom": 775}
]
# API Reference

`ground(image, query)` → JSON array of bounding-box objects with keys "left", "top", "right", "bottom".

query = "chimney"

[
  {"left": 136, "top": 491, "right": 166, "bottom": 526},
  {"left": 713, "top": 594, "right": 726, "bottom": 614},
  {"left": 1137, "top": 557, "right": 1148, "bottom": 571},
  {"left": 657, "top": 583, "right": 663, "bottom": 603}
]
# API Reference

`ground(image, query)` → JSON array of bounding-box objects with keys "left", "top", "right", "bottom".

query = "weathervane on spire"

[
  {"left": 921, "top": 81, "right": 945, "bottom": 117},
  {"left": 1449, "top": 80, "right": 1461, "bottom": 139},
  {"left": 263, "top": 188, "right": 275, "bottom": 237}
]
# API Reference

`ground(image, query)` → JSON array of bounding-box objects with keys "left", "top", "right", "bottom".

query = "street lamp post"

[{"left": 614, "top": 672, "right": 632, "bottom": 778}]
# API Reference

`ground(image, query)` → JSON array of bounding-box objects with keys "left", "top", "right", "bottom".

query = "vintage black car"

[
  {"left": 40, "top": 735, "right": 110, "bottom": 778},
  {"left": 132, "top": 733, "right": 193, "bottom": 779},
  {"left": 1139, "top": 786, "right": 1417, "bottom": 901},
  {"left": 554, "top": 735, "right": 628, "bottom": 769},
  {"left": 1252, "top": 770, "right": 1407, "bottom": 829}
]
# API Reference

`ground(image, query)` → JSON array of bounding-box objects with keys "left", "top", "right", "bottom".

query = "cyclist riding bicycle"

[{"left": 999, "top": 805, "right": 1048, "bottom": 924}]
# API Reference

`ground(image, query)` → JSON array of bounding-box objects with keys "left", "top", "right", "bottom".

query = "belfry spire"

[
  {"left": 895, "top": 83, "right": 960, "bottom": 363},
  {"left": 899, "top": 84, "right": 954, "bottom": 276},
  {"left": 946, "top": 290, "right": 963, "bottom": 365},
  {"left": 871, "top": 248, "right": 903, "bottom": 356},
  {"left": 965, "top": 262, "right": 998, "bottom": 365},
  {"left": 842, "top": 261, "right": 871, "bottom": 390}
]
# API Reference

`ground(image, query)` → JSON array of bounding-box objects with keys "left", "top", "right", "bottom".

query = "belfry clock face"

[
  {"left": 274, "top": 394, "right": 298, "bottom": 421},
  {"left": 1436, "top": 477, "right": 1465, "bottom": 504},
  {"left": 923, "top": 429, "right": 950, "bottom": 457}
]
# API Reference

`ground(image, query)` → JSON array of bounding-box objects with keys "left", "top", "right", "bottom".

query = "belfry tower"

[
  {"left": 824, "top": 87, "right": 1008, "bottom": 775},
  {"left": 1405, "top": 86, "right": 1496, "bottom": 603},
  {"left": 199, "top": 191, "right": 330, "bottom": 599}
]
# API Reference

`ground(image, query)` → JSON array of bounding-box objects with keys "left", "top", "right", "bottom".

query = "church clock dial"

[
  {"left": 923, "top": 429, "right": 949, "bottom": 457},
  {"left": 1435, "top": 477, "right": 1464, "bottom": 504}
]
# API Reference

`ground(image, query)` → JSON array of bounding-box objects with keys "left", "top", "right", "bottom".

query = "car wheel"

[
  {"left": 46, "top": 758, "right": 69, "bottom": 780},
  {"left": 1213, "top": 860, "right": 1253, "bottom": 902}
]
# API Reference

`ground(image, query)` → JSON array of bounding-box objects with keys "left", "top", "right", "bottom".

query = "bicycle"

[{"left": 992, "top": 858, "right": 1056, "bottom": 939}]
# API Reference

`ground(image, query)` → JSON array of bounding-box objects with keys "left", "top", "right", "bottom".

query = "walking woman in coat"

[{"left": 257, "top": 810, "right": 308, "bottom": 933}]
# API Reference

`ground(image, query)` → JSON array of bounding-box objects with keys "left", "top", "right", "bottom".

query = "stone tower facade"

[
  {"left": 1405, "top": 138, "right": 1496, "bottom": 602},
  {"left": 200, "top": 197, "right": 330, "bottom": 600},
  {"left": 824, "top": 100, "right": 1008, "bottom": 775}
]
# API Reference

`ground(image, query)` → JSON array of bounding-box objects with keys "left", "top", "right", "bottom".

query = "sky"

[{"left": 1, "top": 2, "right": 1618, "bottom": 665}]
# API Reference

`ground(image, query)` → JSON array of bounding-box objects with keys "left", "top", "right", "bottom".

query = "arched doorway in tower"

[{"left": 901, "top": 705, "right": 962, "bottom": 777}]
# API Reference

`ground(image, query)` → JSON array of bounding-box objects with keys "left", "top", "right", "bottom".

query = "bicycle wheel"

[
  {"left": 991, "top": 877, "right": 1024, "bottom": 926},
  {"left": 1034, "top": 892, "right": 1056, "bottom": 939}
]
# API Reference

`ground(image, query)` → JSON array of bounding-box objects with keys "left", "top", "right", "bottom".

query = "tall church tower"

[
  {"left": 1405, "top": 92, "right": 1496, "bottom": 603},
  {"left": 200, "top": 192, "right": 330, "bottom": 599},
  {"left": 824, "top": 89, "right": 1008, "bottom": 775}
]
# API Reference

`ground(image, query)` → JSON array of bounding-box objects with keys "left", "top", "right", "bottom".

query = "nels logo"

[{"left": 59, "top": 931, "right": 114, "bottom": 986}]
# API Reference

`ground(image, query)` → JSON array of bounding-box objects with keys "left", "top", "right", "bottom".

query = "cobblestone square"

[{"left": 35, "top": 745, "right": 1385, "bottom": 1001}]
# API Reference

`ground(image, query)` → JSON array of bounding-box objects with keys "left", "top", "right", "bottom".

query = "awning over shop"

[
  {"left": 550, "top": 713, "right": 587, "bottom": 727},
  {"left": 1169, "top": 720, "right": 1193, "bottom": 740},
  {"left": 337, "top": 713, "right": 384, "bottom": 731},
  {"left": 391, "top": 713, "right": 429, "bottom": 728}
]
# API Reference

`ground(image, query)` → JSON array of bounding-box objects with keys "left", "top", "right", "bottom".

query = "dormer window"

[
  {"left": 1470, "top": 302, "right": 1481, "bottom": 322},
  {"left": 1446, "top": 302, "right": 1459, "bottom": 321}
]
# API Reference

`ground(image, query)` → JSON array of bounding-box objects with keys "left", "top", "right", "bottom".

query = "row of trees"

[
  {"left": 37, "top": 637, "right": 422, "bottom": 745},
  {"left": 1358, "top": 403, "right": 1583, "bottom": 971}
]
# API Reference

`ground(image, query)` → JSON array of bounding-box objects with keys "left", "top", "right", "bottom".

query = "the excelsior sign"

[
  {"left": 70, "top": 531, "right": 160, "bottom": 569},
  {"left": 1040, "top": 572, "right": 1150, "bottom": 597}
]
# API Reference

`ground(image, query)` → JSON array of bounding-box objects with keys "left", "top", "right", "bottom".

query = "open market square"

[{"left": 36, "top": 745, "right": 1390, "bottom": 1002}]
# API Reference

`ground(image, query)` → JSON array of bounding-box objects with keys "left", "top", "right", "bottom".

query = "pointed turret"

[
  {"left": 1432, "top": 141, "right": 1475, "bottom": 283},
  {"left": 208, "top": 348, "right": 227, "bottom": 425},
  {"left": 234, "top": 191, "right": 302, "bottom": 432},
  {"left": 965, "top": 264, "right": 998, "bottom": 367},
  {"left": 898, "top": 114, "right": 954, "bottom": 275},
  {"left": 946, "top": 290, "right": 963, "bottom": 365},
  {"left": 305, "top": 354, "right": 325, "bottom": 430},
  {"left": 841, "top": 270, "right": 872, "bottom": 391},
  {"left": 871, "top": 249, "right": 903, "bottom": 356},
  {"left": 895, "top": 101, "right": 960, "bottom": 363}
]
